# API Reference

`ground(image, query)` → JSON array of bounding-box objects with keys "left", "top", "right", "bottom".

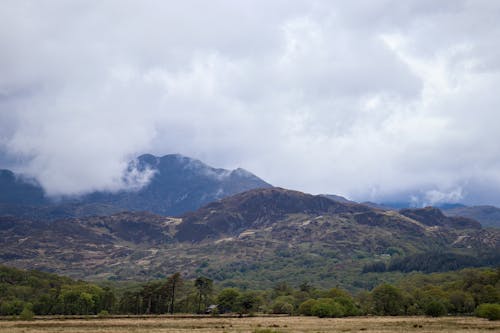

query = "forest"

[{"left": 1, "top": 265, "right": 499, "bottom": 320}]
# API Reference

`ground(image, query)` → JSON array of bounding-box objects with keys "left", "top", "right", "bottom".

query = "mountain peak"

[
  {"left": 91, "top": 153, "right": 272, "bottom": 216},
  {"left": 176, "top": 187, "right": 369, "bottom": 242}
]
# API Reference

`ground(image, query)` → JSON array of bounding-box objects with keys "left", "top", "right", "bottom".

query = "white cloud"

[{"left": 1, "top": 0, "right": 500, "bottom": 205}]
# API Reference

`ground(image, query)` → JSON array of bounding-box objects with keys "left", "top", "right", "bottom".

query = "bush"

[
  {"left": 271, "top": 301, "right": 293, "bottom": 315},
  {"left": 298, "top": 299, "right": 317, "bottom": 316},
  {"left": 448, "top": 291, "right": 475, "bottom": 314},
  {"left": 475, "top": 303, "right": 500, "bottom": 321},
  {"left": 0, "top": 300, "right": 25, "bottom": 316},
  {"left": 311, "top": 298, "right": 345, "bottom": 318},
  {"left": 371, "top": 284, "right": 405, "bottom": 315},
  {"left": 97, "top": 310, "right": 110, "bottom": 318},
  {"left": 334, "top": 296, "right": 360, "bottom": 316},
  {"left": 20, "top": 304, "right": 34, "bottom": 321},
  {"left": 424, "top": 300, "right": 447, "bottom": 317},
  {"left": 217, "top": 288, "right": 241, "bottom": 313}
]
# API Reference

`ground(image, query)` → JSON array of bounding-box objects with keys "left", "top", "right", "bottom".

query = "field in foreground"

[{"left": 0, "top": 316, "right": 498, "bottom": 333}]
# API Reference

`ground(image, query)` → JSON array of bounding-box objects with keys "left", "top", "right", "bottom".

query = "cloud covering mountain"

[{"left": 1, "top": 1, "right": 500, "bottom": 205}]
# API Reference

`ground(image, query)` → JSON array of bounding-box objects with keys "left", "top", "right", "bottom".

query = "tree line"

[
  {"left": 362, "top": 251, "right": 500, "bottom": 274},
  {"left": 0, "top": 265, "right": 499, "bottom": 320}
]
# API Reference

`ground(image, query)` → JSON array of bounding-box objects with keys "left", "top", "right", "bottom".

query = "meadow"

[{"left": 0, "top": 316, "right": 498, "bottom": 333}]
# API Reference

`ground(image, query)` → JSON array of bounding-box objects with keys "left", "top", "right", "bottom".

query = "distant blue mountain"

[
  {"left": 0, "top": 170, "right": 47, "bottom": 205},
  {"left": 82, "top": 154, "right": 272, "bottom": 216},
  {"left": 0, "top": 154, "right": 272, "bottom": 217}
]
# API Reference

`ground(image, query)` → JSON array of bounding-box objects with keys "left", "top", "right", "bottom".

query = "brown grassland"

[{"left": 0, "top": 316, "right": 498, "bottom": 333}]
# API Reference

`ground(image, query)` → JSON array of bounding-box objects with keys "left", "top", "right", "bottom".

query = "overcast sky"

[{"left": 1, "top": 0, "right": 500, "bottom": 206}]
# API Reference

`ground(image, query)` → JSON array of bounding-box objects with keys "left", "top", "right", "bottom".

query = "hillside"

[
  {"left": 0, "top": 188, "right": 497, "bottom": 289},
  {"left": 0, "top": 154, "right": 271, "bottom": 218},
  {"left": 443, "top": 205, "right": 500, "bottom": 228},
  {"left": 0, "top": 264, "right": 114, "bottom": 316}
]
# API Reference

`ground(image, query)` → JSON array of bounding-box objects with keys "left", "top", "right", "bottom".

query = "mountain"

[
  {"left": 1, "top": 187, "right": 497, "bottom": 289},
  {"left": 399, "top": 207, "right": 481, "bottom": 229},
  {"left": 82, "top": 154, "right": 272, "bottom": 216},
  {"left": 0, "top": 170, "right": 47, "bottom": 205},
  {"left": 361, "top": 200, "right": 499, "bottom": 229},
  {"left": 442, "top": 205, "right": 500, "bottom": 228},
  {"left": 0, "top": 153, "right": 272, "bottom": 218},
  {"left": 176, "top": 188, "right": 370, "bottom": 242}
]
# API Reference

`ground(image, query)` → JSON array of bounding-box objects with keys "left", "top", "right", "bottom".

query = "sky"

[{"left": 1, "top": 0, "right": 500, "bottom": 206}]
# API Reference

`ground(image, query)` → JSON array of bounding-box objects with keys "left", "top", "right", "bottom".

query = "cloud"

[
  {"left": 1, "top": 1, "right": 500, "bottom": 205},
  {"left": 423, "top": 188, "right": 464, "bottom": 206}
]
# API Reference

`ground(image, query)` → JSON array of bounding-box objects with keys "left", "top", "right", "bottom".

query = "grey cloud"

[{"left": 1, "top": 1, "right": 500, "bottom": 205}]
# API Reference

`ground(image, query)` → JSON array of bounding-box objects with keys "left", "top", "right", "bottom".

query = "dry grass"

[{"left": 0, "top": 316, "right": 498, "bottom": 333}]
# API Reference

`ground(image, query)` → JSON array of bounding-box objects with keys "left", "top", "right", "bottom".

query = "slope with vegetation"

[
  {"left": 0, "top": 188, "right": 498, "bottom": 290},
  {"left": 1, "top": 265, "right": 499, "bottom": 320}
]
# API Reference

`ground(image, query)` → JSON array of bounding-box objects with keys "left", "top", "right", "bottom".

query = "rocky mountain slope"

[
  {"left": 82, "top": 154, "right": 272, "bottom": 216},
  {"left": 0, "top": 188, "right": 497, "bottom": 289},
  {"left": 0, "top": 154, "right": 271, "bottom": 218}
]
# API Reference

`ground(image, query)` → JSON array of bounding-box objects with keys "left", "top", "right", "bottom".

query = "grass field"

[{"left": 0, "top": 316, "right": 498, "bottom": 333}]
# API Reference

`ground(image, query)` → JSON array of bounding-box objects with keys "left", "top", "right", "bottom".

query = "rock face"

[
  {"left": 0, "top": 154, "right": 272, "bottom": 218},
  {"left": 0, "top": 187, "right": 497, "bottom": 287}
]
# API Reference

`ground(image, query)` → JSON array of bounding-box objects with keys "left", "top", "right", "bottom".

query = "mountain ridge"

[
  {"left": 0, "top": 153, "right": 272, "bottom": 218},
  {"left": 0, "top": 187, "right": 497, "bottom": 288}
]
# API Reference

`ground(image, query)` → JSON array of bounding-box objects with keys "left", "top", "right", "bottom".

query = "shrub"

[
  {"left": 271, "top": 301, "right": 293, "bottom": 315},
  {"left": 20, "top": 304, "right": 34, "bottom": 321},
  {"left": 448, "top": 291, "right": 475, "bottom": 314},
  {"left": 475, "top": 303, "right": 500, "bottom": 321},
  {"left": 424, "top": 300, "right": 447, "bottom": 317},
  {"left": 0, "top": 300, "right": 25, "bottom": 316},
  {"left": 334, "top": 296, "right": 360, "bottom": 316},
  {"left": 311, "top": 298, "right": 345, "bottom": 318},
  {"left": 217, "top": 288, "right": 241, "bottom": 313},
  {"left": 298, "top": 299, "right": 317, "bottom": 316},
  {"left": 97, "top": 310, "right": 110, "bottom": 318},
  {"left": 371, "top": 284, "right": 405, "bottom": 315}
]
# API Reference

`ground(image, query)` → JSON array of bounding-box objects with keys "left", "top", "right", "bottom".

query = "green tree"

[
  {"left": 334, "top": 296, "right": 360, "bottom": 316},
  {"left": 311, "top": 298, "right": 344, "bottom": 318},
  {"left": 298, "top": 299, "right": 317, "bottom": 316},
  {"left": 78, "top": 292, "right": 95, "bottom": 315},
  {"left": 448, "top": 291, "right": 475, "bottom": 314},
  {"left": 237, "top": 291, "right": 261, "bottom": 314},
  {"left": 217, "top": 288, "right": 241, "bottom": 313},
  {"left": 299, "top": 281, "right": 313, "bottom": 293},
  {"left": 194, "top": 276, "right": 213, "bottom": 314},
  {"left": 166, "top": 272, "right": 183, "bottom": 314},
  {"left": 324, "top": 287, "right": 351, "bottom": 299},
  {"left": 0, "top": 299, "right": 24, "bottom": 315},
  {"left": 272, "top": 281, "right": 293, "bottom": 297},
  {"left": 475, "top": 303, "right": 500, "bottom": 321},
  {"left": 425, "top": 300, "right": 447, "bottom": 317},
  {"left": 372, "top": 284, "right": 405, "bottom": 315},
  {"left": 19, "top": 303, "right": 34, "bottom": 320}
]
